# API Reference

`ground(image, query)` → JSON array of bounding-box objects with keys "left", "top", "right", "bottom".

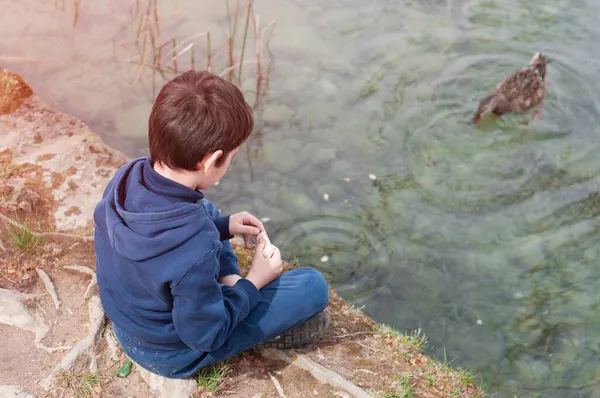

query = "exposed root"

[
  {"left": 63, "top": 265, "right": 97, "bottom": 301},
  {"left": 41, "top": 295, "right": 106, "bottom": 389},
  {"left": 35, "top": 268, "right": 60, "bottom": 311},
  {"left": 269, "top": 372, "right": 287, "bottom": 398},
  {"left": 105, "top": 328, "right": 119, "bottom": 361},
  {"left": 89, "top": 350, "right": 98, "bottom": 373},
  {"left": 261, "top": 349, "right": 372, "bottom": 398},
  {"left": 0, "top": 214, "right": 93, "bottom": 241},
  {"left": 335, "top": 331, "right": 372, "bottom": 339},
  {"left": 0, "top": 288, "right": 71, "bottom": 354}
]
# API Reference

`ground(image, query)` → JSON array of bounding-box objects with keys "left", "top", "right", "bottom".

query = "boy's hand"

[
  {"left": 229, "top": 211, "right": 264, "bottom": 247},
  {"left": 245, "top": 238, "right": 282, "bottom": 290}
]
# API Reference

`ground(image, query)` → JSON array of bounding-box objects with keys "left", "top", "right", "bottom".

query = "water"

[{"left": 3, "top": 0, "right": 600, "bottom": 396}]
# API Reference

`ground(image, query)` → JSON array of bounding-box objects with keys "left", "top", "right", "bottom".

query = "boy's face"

[{"left": 197, "top": 146, "right": 239, "bottom": 189}]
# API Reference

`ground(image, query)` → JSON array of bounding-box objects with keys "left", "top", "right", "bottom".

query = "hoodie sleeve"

[
  {"left": 213, "top": 215, "right": 233, "bottom": 241},
  {"left": 217, "top": 239, "right": 242, "bottom": 278},
  {"left": 171, "top": 249, "right": 261, "bottom": 352}
]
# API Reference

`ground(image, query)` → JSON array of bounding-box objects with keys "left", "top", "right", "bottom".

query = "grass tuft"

[
  {"left": 376, "top": 324, "right": 428, "bottom": 351},
  {"left": 386, "top": 375, "right": 415, "bottom": 398},
  {"left": 8, "top": 220, "right": 43, "bottom": 255},
  {"left": 197, "top": 362, "right": 230, "bottom": 393},
  {"left": 55, "top": 370, "right": 99, "bottom": 398}
]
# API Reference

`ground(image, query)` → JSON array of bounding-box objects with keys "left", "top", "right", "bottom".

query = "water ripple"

[{"left": 270, "top": 214, "right": 394, "bottom": 300}]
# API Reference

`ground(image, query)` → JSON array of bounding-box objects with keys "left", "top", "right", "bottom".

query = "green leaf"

[{"left": 117, "top": 359, "right": 133, "bottom": 378}]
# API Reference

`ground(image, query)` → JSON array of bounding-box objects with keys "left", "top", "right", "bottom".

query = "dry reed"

[{"left": 124, "top": 0, "right": 275, "bottom": 110}]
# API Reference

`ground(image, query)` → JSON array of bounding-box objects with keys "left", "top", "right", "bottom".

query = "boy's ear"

[{"left": 199, "top": 150, "right": 224, "bottom": 175}]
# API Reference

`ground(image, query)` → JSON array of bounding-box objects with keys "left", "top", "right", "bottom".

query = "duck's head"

[
  {"left": 471, "top": 93, "right": 502, "bottom": 124},
  {"left": 530, "top": 51, "right": 551, "bottom": 79}
]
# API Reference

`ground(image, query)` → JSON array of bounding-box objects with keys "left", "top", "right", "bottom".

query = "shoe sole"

[{"left": 255, "top": 309, "right": 331, "bottom": 350}]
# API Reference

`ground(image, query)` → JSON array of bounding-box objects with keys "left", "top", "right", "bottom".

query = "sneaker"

[{"left": 255, "top": 309, "right": 331, "bottom": 350}]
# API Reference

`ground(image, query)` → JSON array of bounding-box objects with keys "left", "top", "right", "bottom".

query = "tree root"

[
  {"left": 105, "top": 328, "right": 119, "bottom": 361},
  {"left": 269, "top": 372, "right": 287, "bottom": 398},
  {"left": 261, "top": 349, "right": 372, "bottom": 398},
  {"left": 63, "top": 265, "right": 97, "bottom": 301},
  {"left": 35, "top": 268, "right": 60, "bottom": 311},
  {"left": 41, "top": 295, "right": 106, "bottom": 389},
  {"left": 0, "top": 288, "right": 72, "bottom": 354},
  {"left": 0, "top": 214, "right": 93, "bottom": 241}
]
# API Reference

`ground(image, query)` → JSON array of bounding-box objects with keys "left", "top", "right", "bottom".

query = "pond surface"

[{"left": 4, "top": 0, "right": 600, "bottom": 396}]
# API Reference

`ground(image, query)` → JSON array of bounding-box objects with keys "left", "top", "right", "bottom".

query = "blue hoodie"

[{"left": 93, "top": 157, "right": 261, "bottom": 360}]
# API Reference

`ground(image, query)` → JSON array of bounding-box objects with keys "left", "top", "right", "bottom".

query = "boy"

[{"left": 93, "top": 70, "right": 330, "bottom": 379}]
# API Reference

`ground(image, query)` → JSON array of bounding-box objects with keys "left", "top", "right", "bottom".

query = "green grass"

[
  {"left": 197, "top": 362, "right": 230, "bottom": 393},
  {"left": 55, "top": 370, "right": 98, "bottom": 397},
  {"left": 385, "top": 376, "right": 415, "bottom": 398},
  {"left": 439, "top": 348, "right": 485, "bottom": 391},
  {"left": 8, "top": 220, "right": 43, "bottom": 254},
  {"left": 425, "top": 373, "right": 435, "bottom": 386},
  {"left": 375, "top": 324, "right": 429, "bottom": 351},
  {"left": 457, "top": 367, "right": 477, "bottom": 387},
  {"left": 375, "top": 325, "right": 485, "bottom": 396}
]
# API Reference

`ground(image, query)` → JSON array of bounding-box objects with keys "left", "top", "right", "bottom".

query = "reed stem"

[
  {"left": 238, "top": 0, "right": 252, "bottom": 86},
  {"left": 207, "top": 32, "right": 211, "bottom": 72},
  {"left": 172, "top": 38, "right": 178, "bottom": 74}
]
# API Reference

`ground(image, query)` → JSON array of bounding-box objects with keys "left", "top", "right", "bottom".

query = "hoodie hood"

[{"left": 97, "top": 157, "right": 208, "bottom": 261}]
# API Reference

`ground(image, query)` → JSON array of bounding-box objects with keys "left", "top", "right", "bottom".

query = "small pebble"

[
  {"left": 320, "top": 255, "right": 329, "bottom": 263},
  {"left": 261, "top": 217, "right": 271, "bottom": 223},
  {"left": 344, "top": 177, "right": 350, "bottom": 182},
  {"left": 323, "top": 193, "right": 329, "bottom": 201},
  {"left": 477, "top": 319, "right": 483, "bottom": 325},
  {"left": 368, "top": 173, "right": 377, "bottom": 180}
]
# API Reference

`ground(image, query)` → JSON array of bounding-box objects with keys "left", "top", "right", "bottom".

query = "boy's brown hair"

[{"left": 148, "top": 70, "right": 254, "bottom": 170}]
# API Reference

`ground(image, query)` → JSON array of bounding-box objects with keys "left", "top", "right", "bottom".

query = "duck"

[{"left": 471, "top": 52, "right": 550, "bottom": 124}]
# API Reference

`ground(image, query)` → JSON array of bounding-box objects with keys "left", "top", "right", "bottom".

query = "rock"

[
  {"left": 137, "top": 366, "right": 197, "bottom": 398},
  {"left": 278, "top": 189, "right": 314, "bottom": 214},
  {"left": 330, "top": 160, "right": 353, "bottom": 174},
  {"left": 262, "top": 140, "right": 306, "bottom": 174},
  {"left": 263, "top": 104, "right": 295, "bottom": 126},
  {"left": 309, "top": 147, "right": 337, "bottom": 164},
  {"left": 0, "top": 385, "right": 36, "bottom": 398},
  {"left": 318, "top": 79, "right": 338, "bottom": 99},
  {"left": 415, "top": 83, "right": 435, "bottom": 102},
  {"left": 0, "top": 70, "right": 33, "bottom": 115},
  {"left": 0, "top": 181, "right": 41, "bottom": 214},
  {"left": 0, "top": 94, "right": 129, "bottom": 231}
]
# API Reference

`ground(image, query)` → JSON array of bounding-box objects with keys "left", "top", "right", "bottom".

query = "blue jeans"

[{"left": 112, "top": 199, "right": 329, "bottom": 378}]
